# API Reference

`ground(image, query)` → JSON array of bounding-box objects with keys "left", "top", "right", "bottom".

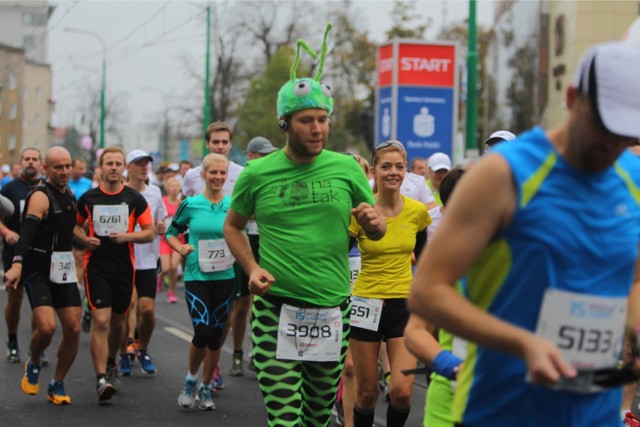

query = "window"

[
  {"left": 23, "top": 115, "right": 28, "bottom": 127},
  {"left": 9, "top": 73, "right": 17, "bottom": 90},
  {"left": 9, "top": 104, "right": 17, "bottom": 120},
  {"left": 0, "top": 103, "right": 3, "bottom": 118},
  {"left": 22, "top": 12, "right": 47, "bottom": 26},
  {"left": 8, "top": 135, "right": 16, "bottom": 151},
  {"left": 35, "top": 87, "right": 41, "bottom": 102},
  {"left": 22, "top": 87, "right": 28, "bottom": 102},
  {"left": 23, "top": 35, "right": 37, "bottom": 50},
  {"left": 34, "top": 114, "right": 40, "bottom": 126}
]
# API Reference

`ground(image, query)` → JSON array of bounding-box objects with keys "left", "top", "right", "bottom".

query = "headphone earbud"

[{"left": 278, "top": 118, "right": 288, "bottom": 131}]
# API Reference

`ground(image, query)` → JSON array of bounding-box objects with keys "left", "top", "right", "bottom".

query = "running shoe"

[
  {"left": 178, "top": 377, "right": 198, "bottom": 408},
  {"left": 212, "top": 364, "right": 224, "bottom": 390},
  {"left": 167, "top": 292, "right": 177, "bottom": 304},
  {"left": 625, "top": 411, "right": 640, "bottom": 427},
  {"left": 81, "top": 309, "right": 92, "bottom": 333},
  {"left": 106, "top": 363, "right": 121, "bottom": 392},
  {"left": 118, "top": 354, "right": 132, "bottom": 376},
  {"left": 96, "top": 377, "right": 115, "bottom": 402},
  {"left": 21, "top": 359, "right": 40, "bottom": 395},
  {"left": 137, "top": 350, "right": 157, "bottom": 374},
  {"left": 196, "top": 383, "right": 215, "bottom": 411},
  {"left": 230, "top": 353, "right": 243, "bottom": 377},
  {"left": 6, "top": 340, "right": 20, "bottom": 363},
  {"left": 47, "top": 380, "right": 71, "bottom": 405}
]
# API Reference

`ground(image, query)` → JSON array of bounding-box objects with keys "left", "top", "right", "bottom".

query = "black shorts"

[
  {"left": 85, "top": 264, "right": 134, "bottom": 315},
  {"left": 135, "top": 268, "right": 157, "bottom": 299},
  {"left": 349, "top": 298, "right": 409, "bottom": 342},
  {"left": 22, "top": 269, "right": 81, "bottom": 309}
]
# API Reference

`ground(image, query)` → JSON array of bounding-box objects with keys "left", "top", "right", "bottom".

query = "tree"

[
  {"left": 439, "top": 21, "right": 494, "bottom": 142},
  {"left": 324, "top": 0, "right": 378, "bottom": 152},
  {"left": 234, "top": 46, "right": 296, "bottom": 148},
  {"left": 72, "top": 82, "right": 129, "bottom": 166},
  {"left": 385, "top": 0, "right": 431, "bottom": 40},
  {"left": 506, "top": 42, "right": 538, "bottom": 132}
]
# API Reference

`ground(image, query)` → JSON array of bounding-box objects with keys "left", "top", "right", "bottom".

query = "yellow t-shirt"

[{"left": 349, "top": 196, "right": 431, "bottom": 299}]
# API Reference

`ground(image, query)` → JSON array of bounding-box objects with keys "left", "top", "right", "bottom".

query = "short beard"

[{"left": 22, "top": 166, "right": 38, "bottom": 180}]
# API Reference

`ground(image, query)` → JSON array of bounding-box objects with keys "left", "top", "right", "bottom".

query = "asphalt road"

[{"left": 0, "top": 280, "right": 427, "bottom": 426}]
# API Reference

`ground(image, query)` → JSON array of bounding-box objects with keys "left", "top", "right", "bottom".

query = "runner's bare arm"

[
  {"left": 352, "top": 203, "right": 386, "bottom": 241},
  {"left": 110, "top": 223, "right": 154, "bottom": 244},
  {"left": 409, "top": 155, "right": 576, "bottom": 384},
  {"left": 224, "top": 207, "right": 274, "bottom": 296}
]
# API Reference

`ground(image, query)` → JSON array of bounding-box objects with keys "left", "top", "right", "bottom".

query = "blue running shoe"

[
  {"left": 47, "top": 381, "right": 71, "bottom": 405},
  {"left": 118, "top": 354, "right": 132, "bottom": 376},
  {"left": 178, "top": 377, "right": 198, "bottom": 408},
  {"left": 21, "top": 360, "right": 40, "bottom": 395},
  {"left": 196, "top": 383, "right": 215, "bottom": 411},
  {"left": 137, "top": 350, "right": 156, "bottom": 375},
  {"left": 211, "top": 364, "right": 224, "bottom": 390}
]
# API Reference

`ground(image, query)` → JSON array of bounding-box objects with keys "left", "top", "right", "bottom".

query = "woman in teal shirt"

[{"left": 166, "top": 153, "right": 234, "bottom": 412}]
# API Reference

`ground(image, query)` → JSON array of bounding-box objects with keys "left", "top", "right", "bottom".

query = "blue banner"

[
  {"left": 396, "top": 86, "right": 454, "bottom": 160},
  {"left": 376, "top": 87, "right": 392, "bottom": 145}
]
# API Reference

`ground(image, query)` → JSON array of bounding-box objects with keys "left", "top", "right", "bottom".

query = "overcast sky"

[{"left": 48, "top": 0, "right": 494, "bottom": 140}]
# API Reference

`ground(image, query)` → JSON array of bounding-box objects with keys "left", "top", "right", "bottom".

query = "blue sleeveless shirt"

[{"left": 455, "top": 127, "right": 640, "bottom": 427}]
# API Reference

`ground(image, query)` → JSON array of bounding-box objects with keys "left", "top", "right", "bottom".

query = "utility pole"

[
  {"left": 65, "top": 27, "right": 107, "bottom": 149},
  {"left": 465, "top": 0, "right": 478, "bottom": 155},
  {"left": 203, "top": 4, "right": 212, "bottom": 154}
]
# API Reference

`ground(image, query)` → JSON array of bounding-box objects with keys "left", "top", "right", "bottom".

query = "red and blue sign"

[{"left": 375, "top": 41, "right": 458, "bottom": 161}]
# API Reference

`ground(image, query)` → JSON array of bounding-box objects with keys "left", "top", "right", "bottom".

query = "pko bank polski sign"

[{"left": 376, "top": 40, "right": 458, "bottom": 162}]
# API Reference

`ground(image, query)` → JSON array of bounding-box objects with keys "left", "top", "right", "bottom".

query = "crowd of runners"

[{"left": 2, "top": 25, "right": 640, "bottom": 427}]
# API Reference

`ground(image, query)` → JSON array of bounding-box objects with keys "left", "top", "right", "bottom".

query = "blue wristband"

[{"left": 432, "top": 350, "right": 463, "bottom": 380}]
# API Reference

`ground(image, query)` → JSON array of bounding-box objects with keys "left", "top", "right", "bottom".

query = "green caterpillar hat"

[{"left": 277, "top": 22, "right": 333, "bottom": 119}]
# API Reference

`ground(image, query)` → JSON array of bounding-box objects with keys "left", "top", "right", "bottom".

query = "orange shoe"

[
  {"left": 47, "top": 381, "right": 71, "bottom": 405},
  {"left": 21, "top": 360, "right": 40, "bottom": 395}
]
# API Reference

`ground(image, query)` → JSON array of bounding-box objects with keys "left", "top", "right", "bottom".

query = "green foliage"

[
  {"left": 235, "top": 46, "right": 297, "bottom": 149},
  {"left": 385, "top": 0, "right": 430, "bottom": 40}
]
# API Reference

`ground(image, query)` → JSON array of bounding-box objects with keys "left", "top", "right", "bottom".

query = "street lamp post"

[{"left": 64, "top": 27, "right": 107, "bottom": 149}]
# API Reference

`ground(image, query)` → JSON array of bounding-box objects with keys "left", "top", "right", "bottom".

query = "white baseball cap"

[
  {"left": 573, "top": 42, "right": 640, "bottom": 139},
  {"left": 428, "top": 152, "right": 452, "bottom": 172},
  {"left": 484, "top": 130, "right": 516, "bottom": 148},
  {"left": 126, "top": 149, "right": 153, "bottom": 164}
]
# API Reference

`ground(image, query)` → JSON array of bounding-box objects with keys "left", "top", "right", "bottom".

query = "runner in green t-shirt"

[{"left": 223, "top": 23, "right": 386, "bottom": 427}]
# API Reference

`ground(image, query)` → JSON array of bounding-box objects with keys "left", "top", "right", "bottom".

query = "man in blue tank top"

[{"left": 410, "top": 41, "right": 640, "bottom": 427}]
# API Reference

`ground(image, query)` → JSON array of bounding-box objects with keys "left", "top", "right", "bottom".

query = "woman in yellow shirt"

[{"left": 349, "top": 140, "right": 431, "bottom": 427}]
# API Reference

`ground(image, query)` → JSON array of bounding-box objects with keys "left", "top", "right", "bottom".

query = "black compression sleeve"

[
  {"left": 414, "top": 229, "right": 427, "bottom": 258},
  {"left": 349, "top": 237, "right": 357, "bottom": 252},
  {"left": 12, "top": 214, "right": 41, "bottom": 263}
]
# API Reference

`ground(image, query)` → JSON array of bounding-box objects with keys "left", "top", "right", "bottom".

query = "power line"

[
  {"left": 106, "top": 1, "right": 173, "bottom": 52},
  {"left": 110, "top": 13, "right": 200, "bottom": 66},
  {"left": 30, "top": 1, "right": 81, "bottom": 53}
]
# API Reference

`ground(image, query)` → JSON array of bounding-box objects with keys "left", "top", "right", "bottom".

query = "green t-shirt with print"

[{"left": 231, "top": 149, "right": 375, "bottom": 307}]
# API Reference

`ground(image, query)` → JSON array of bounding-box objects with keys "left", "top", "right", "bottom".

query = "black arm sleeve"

[
  {"left": 349, "top": 237, "right": 357, "bottom": 252},
  {"left": 12, "top": 214, "right": 41, "bottom": 263},
  {"left": 414, "top": 229, "right": 427, "bottom": 259}
]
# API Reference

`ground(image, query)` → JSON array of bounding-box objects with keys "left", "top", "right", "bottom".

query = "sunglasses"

[{"left": 372, "top": 140, "right": 405, "bottom": 162}]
